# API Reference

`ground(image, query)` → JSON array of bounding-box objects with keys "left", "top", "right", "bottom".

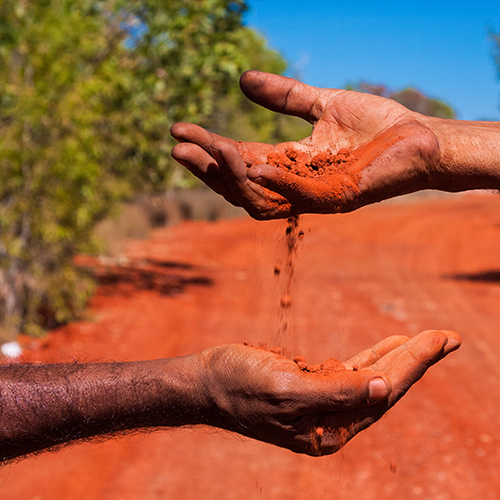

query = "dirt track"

[{"left": 2, "top": 193, "right": 500, "bottom": 499}]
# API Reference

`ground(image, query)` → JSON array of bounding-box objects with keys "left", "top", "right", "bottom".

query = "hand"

[
  {"left": 171, "top": 71, "right": 441, "bottom": 219},
  {"left": 200, "top": 329, "right": 460, "bottom": 456}
]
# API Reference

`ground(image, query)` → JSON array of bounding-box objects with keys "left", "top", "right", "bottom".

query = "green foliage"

[
  {"left": 0, "top": 0, "right": 296, "bottom": 335},
  {"left": 348, "top": 82, "right": 456, "bottom": 118},
  {"left": 390, "top": 88, "right": 455, "bottom": 119},
  {"left": 208, "top": 27, "right": 311, "bottom": 144}
]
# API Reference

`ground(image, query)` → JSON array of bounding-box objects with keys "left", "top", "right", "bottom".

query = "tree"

[
  {"left": 348, "top": 82, "right": 456, "bottom": 118},
  {"left": 207, "top": 27, "right": 312, "bottom": 145},
  {"left": 0, "top": 0, "right": 291, "bottom": 336}
]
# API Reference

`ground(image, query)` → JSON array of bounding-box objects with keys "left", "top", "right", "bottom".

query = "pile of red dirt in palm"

[
  {"left": 266, "top": 148, "right": 356, "bottom": 178},
  {"left": 294, "top": 354, "right": 346, "bottom": 373}
]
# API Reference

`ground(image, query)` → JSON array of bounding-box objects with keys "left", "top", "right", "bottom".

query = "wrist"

[
  {"left": 155, "top": 353, "right": 213, "bottom": 427},
  {"left": 421, "top": 116, "right": 500, "bottom": 191},
  {"left": 193, "top": 345, "right": 253, "bottom": 433}
]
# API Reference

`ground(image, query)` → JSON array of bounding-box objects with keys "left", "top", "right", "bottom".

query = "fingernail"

[
  {"left": 369, "top": 378, "right": 389, "bottom": 400},
  {"left": 442, "top": 330, "right": 461, "bottom": 354}
]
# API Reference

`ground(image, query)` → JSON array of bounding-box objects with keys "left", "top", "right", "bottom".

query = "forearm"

[
  {"left": 0, "top": 355, "right": 208, "bottom": 463},
  {"left": 424, "top": 117, "right": 500, "bottom": 191}
]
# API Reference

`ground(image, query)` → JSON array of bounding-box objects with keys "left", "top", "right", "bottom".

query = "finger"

[
  {"left": 247, "top": 163, "right": 316, "bottom": 195},
  {"left": 171, "top": 143, "right": 238, "bottom": 204},
  {"left": 209, "top": 140, "right": 272, "bottom": 212},
  {"left": 237, "top": 141, "right": 276, "bottom": 165},
  {"left": 372, "top": 330, "right": 461, "bottom": 405},
  {"left": 247, "top": 163, "right": 344, "bottom": 210},
  {"left": 343, "top": 335, "right": 410, "bottom": 370},
  {"left": 292, "top": 369, "right": 392, "bottom": 414},
  {"left": 373, "top": 330, "right": 461, "bottom": 372},
  {"left": 171, "top": 122, "right": 276, "bottom": 169},
  {"left": 432, "top": 330, "right": 461, "bottom": 359},
  {"left": 240, "top": 70, "right": 335, "bottom": 123},
  {"left": 171, "top": 122, "right": 233, "bottom": 153},
  {"left": 210, "top": 140, "right": 252, "bottom": 186}
]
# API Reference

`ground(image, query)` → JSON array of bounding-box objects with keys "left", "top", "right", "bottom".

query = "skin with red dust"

[
  {"left": 261, "top": 148, "right": 360, "bottom": 214},
  {"left": 251, "top": 123, "right": 424, "bottom": 218},
  {"left": 253, "top": 147, "right": 362, "bottom": 216},
  {"left": 292, "top": 352, "right": 353, "bottom": 454}
]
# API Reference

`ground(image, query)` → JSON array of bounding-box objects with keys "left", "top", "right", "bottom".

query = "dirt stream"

[{"left": 2, "top": 193, "right": 500, "bottom": 499}]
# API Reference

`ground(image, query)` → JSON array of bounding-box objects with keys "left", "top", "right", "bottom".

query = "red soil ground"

[{"left": 2, "top": 192, "right": 500, "bottom": 499}]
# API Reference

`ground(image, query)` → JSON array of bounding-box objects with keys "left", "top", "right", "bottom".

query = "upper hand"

[
  {"left": 171, "top": 71, "right": 441, "bottom": 219},
  {"left": 199, "top": 329, "right": 460, "bottom": 456}
]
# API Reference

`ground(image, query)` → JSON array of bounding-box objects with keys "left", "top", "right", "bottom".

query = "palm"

[{"left": 296, "top": 91, "right": 407, "bottom": 149}]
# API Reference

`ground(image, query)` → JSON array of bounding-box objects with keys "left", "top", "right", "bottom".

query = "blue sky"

[{"left": 244, "top": 1, "right": 500, "bottom": 120}]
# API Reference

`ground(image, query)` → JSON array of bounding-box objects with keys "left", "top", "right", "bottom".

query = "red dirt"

[
  {"left": 266, "top": 148, "right": 356, "bottom": 178},
  {"left": 293, "top": 354, "right": 346, "bottom": 373},
  {"left": 274, "top": 215, "right": 302, "bottom": 350},
  {"left": 261, "top": 147, "right": 362, "bottom": 215},
  {"left": 2, "top": 192, "right": 500, "bottom": 499}
]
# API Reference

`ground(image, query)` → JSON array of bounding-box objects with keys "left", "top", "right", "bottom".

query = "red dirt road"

[{"left": 2, "top": 193, "right": 500, "bottom": 499}]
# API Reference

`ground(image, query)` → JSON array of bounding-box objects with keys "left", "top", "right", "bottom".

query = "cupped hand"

[
  {"left": 200, "top": 330, "right": 460, "bottom": 456},
  {"left": 171, "top": 71, "right": 441, "bottom": 219}
]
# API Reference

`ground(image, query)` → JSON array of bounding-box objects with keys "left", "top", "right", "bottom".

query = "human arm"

[
  {"left": 0, "top": 329, "right": 460, "bottom": 463},
  {"left": 422, "top": 118, "right": 500, "bottom": 192},
  {"left": 171, "top": 71, "right": 500, "bottom": 219}
]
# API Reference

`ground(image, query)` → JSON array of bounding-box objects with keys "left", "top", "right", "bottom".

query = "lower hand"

[{"left": 200, "top": 330, "right": 460, "bottom": 456}]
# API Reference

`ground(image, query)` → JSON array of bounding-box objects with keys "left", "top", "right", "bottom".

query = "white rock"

[{"left": 1, "top": 341, "right": 22, "bottom": 359}]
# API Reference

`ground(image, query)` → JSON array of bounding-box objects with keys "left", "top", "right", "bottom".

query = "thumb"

[
  {"left": 294, "top": 369, "right": 392, "bottom": 415},
  {"left": 240, "top": 71, "right": 334, "bottom": 123}
]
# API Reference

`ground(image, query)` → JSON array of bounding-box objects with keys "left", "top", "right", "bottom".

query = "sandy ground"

[{"left": 1, "top": 192, "right": 500, "bottom": 499}]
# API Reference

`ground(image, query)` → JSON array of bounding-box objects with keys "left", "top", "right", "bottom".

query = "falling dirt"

[
  {"left": 2, "top": 193, "right": 500, "bottom": 499},
  {"left": 272, "top": 215, "right": 303, "bottom": 353}
]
